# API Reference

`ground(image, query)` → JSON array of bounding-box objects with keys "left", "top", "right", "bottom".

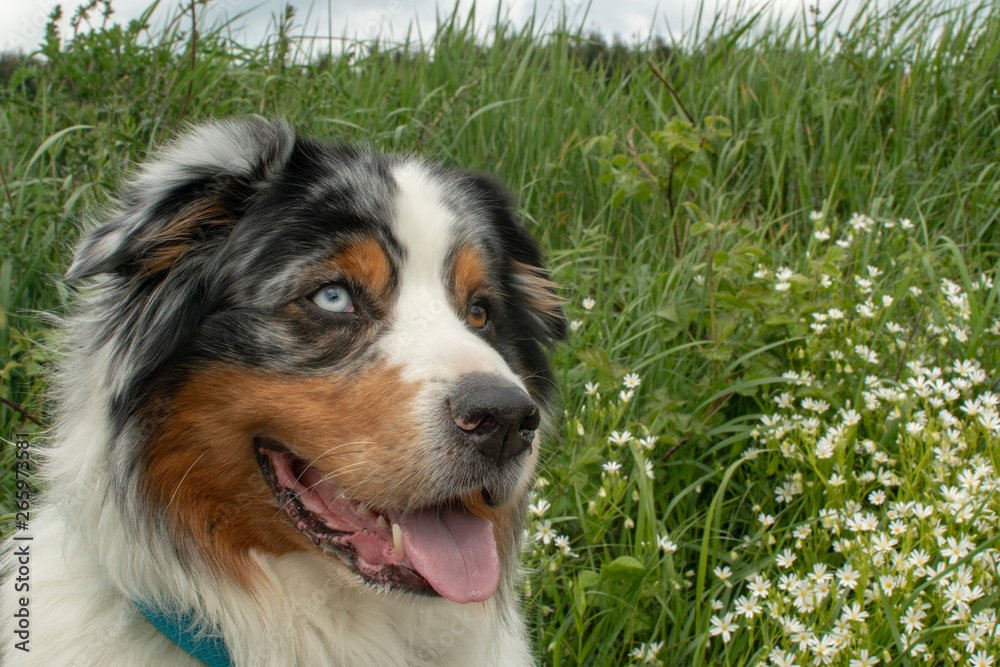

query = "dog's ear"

[
  {"left": 509, "top": 256, "right": 567, "bottom": 346},
  {"left": 67, "top": 119, "right": 296, "bottom": 411},
  {"left": 459, "top": 173, "right": 567, "bottom": 347},
  {"left": 67, "top": 118, "right": 295, "bottom": 281}
]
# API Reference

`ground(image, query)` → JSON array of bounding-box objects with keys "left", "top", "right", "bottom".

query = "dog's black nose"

[{"left": 449, "top": 374, "right": 539, "bottom": 465}]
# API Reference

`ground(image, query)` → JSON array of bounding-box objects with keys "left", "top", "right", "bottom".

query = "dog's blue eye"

[{"left": 311, "top": 284, "right": 354, "bottom": 313}]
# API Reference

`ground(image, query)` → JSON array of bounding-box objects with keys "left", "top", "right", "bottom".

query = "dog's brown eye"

[{"left": 468, "top": 302, "right": 489, "bottom": 329}]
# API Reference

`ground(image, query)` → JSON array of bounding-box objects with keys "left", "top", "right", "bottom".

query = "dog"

[{"left": 1, "top": 118, "right": 566, "bottom": 666}]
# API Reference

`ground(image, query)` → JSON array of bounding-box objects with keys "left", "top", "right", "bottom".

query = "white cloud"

[{"left": 1, "top": 0, "right": 870, "bottom": 56}]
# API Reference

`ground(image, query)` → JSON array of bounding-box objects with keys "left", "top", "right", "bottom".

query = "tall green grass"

[{"left": 2, "top": 0, "right": 999, "bottom": 664}]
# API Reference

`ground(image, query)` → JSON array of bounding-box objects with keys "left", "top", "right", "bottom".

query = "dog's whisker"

[
  {"left": 291, "top": 448, "right": 367, "bottom": 486},
  {"left": 166, "top": 449, "right": 210, "bottom": 510},
  {"left": 312, "top": 460, "right": 370, "bottom": 488},
  {"left": 266, "top": 460, "right": 372, "bottom": 524}
]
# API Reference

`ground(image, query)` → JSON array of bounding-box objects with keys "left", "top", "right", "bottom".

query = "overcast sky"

[{"left": 2, "top": 0, "right": 874, "bottom": 55}]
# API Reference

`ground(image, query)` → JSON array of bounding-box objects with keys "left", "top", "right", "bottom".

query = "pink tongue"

[{"left": 396, "top": 503, "right": 499, "bottom": 604}]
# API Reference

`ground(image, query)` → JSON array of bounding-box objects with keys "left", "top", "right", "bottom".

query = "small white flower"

[
  {"left": 657, "top": 535, "right": 678, "bottom": 553},
  {"left": 733, "top": 595, "right": 761, "bottom": 619},
  {"left": 708, "top": 613, "right": 739, "bottom": 643},
  {"left": 746, "top": 574, "right": 771, "bottom": 598},
  {"left": 622, "top": 373, "right": 642, "bottom": 389},
  {"left": 533, "top": 520, "right": 555, "bottom": 545},
  {"left": 581, "top": 297, "right": 596, "bottom": 310},
  {"left": 713, "top": 565, "right": 733, "bottom": 581},
  {"left": 815, "top": 438, "right": 836, "bottom": 459},
  {"left": 775, "top": 549, "right": 796, "bottom": 568},
  {"left": 608, "top": 430, "right": 633, "bottom": 446},
  {"left": 528, "top": 499, "right": 551, "bottom": 517},
  {"left": 801, "top": 397, "right": 830, "bottom": 413},
  {"left": 628, "top": 641, "right": 663, "bottom": 664},
  {"left": 849, "top": 648, "right": 880, "bottom": 667},
  {"left": 841, "top": 601, "right": 869, "bottom": 623},
  {"left": 841, "top": 409, "right": 861, "bottom": 426},
  {"left": 850, "top": 212, "right": 875, "bottom": 231},
  {"left": 602, "top": 460, "right": 622, "bottom": 474},
  {"left": 940, "top": 535, "right": 975, "bottom": 563},
  {"left": 978, "top": 410, "right": 1000, "bottom": 433},
  {"left": 855, "top": 344, "right": 879, "bottom": 365},
  {"left": 836, "top": 564, "right": 860, "bottom": 590},
  {"left": 774, "top": 392, "right": 795, "bottom": 409},
  {"left": 969, "top": 650, "right": 995, "bottom": 667}
]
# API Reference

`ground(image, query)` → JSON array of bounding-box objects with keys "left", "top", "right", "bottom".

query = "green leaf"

[
  {"left": 656, "top": 304, "right": 680, "bottom": 322},
  {"left": 701, "top": 345, "right": 732, "bottom": 363},
  {"left": 576, "top": 347, "right": 615, "bottom": 377},
  {"left": 602, "top": 555, "right": 646, "bottom": 579},
  {"left": 577, "top": 569, "right": 600, "bottom": 589}
]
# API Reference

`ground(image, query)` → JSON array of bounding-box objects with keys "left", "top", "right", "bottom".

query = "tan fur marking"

[
  {"left": 293, "top": 238, "right": 394, "bottom": 313},
  {"left": 512, "top": 260, "right": 564, "bottom": 318},
  {"left": 142, "top": 199, "right": 230, "bottom": 274},
  {"left": 145, "top": 362, "right": 424, "bottom": 582},
  {"left": 332, "top": 238, "right": 393, "bottom": 302},
  {"left": 452, "top": 245, "right": 490, "bottom": 307},
  {"left": 146, "top": 339, "right": 530, "bottom": 586}
]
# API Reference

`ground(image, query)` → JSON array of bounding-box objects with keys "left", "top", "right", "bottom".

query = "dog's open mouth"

[{"left": 255, "top": 438, "right": 500, "bottom": 604}]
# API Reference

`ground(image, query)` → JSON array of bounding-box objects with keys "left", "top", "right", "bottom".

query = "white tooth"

[
  {"left": 357, "top": 501, "right": 373, "bottom": 517},
  {"left": 376, "top": 515, "right": 388, "bottom": 529},
  {"left": 392, "top": 523, "right": 405, "bottom": 557}
]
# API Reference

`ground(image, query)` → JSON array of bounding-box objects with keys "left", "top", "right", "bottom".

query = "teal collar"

[{"left": 133, "top": 599, "right": 233, "bottom": 667}]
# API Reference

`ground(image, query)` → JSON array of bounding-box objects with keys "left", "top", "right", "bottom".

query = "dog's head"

[{"left": 68, "top": 119, "right": 565, "bottom": 603}]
